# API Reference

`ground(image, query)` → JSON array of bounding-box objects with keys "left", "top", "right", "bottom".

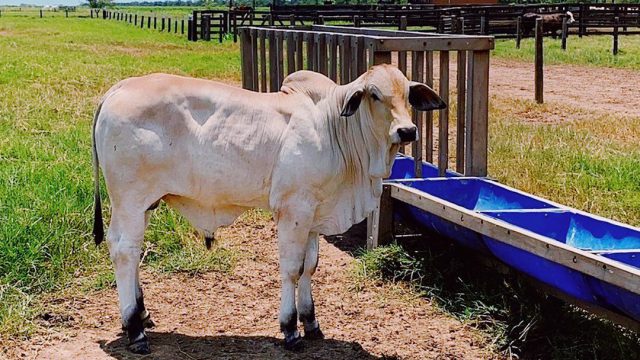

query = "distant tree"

[{"left": 88, "top": 0, "right": 113, "bottom": 8}]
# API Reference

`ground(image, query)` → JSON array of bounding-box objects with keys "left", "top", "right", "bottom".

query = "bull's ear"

[
  {"left": 340, "top": 90, "right": 364, "bottom": 117},
  {"left": 409, "top": 82, "right": 447, "bottom": 111}
]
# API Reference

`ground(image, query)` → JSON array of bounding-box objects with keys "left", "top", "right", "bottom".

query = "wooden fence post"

[
  {"left": 240, "top": 28, "right": 254, "bottom": 90},
  {"left": 40, "top": 9, "right": 43, "bottom": 18},
  {"left": 613, "top": 16, "right": 619, "bottom": 55},
  {"left": 202, "top": 14, "right": 210, "bottom": 41},
  {"left": 399, "top": 15, "right": 407, "bottom": 30},
  {"left": 516, "top": 16, "right": 522, "bottom": 49},
  {"left": 181, "top": 19, "right": 185, "bottom": 34},
  {"left": 162, "top": 17, "right": 165, "bottom": 31},
  {"left": 233, "top": 13, "right": 238, "bottom": 42},
  {"left": 219, "top": 14, "right": 224, "bottom": 43},
  {"left": 168, "top": 17, "right": 172, "bottom": 32},
  {"left": 373, "top": 51, "right": 392, "bottom": 65},
  {"left": 535, "top": 18, "right": 544, "bottom": 104},
  {"left": 465, "top": 50, "right": 489, "bottom": 177},
  {"left": 65, "top": 9, "right": 68, "bottom": 18},
  {"left": 456, "top": 49, "right": 466, "bottom": 174},
  {"left": 439, "top": 50, "right": 450, "bottom": 176},
  {"left": 579, "top": 4, "right": 585, "bottom": 38},
  {"left": 134, "top": 14, "right": 137, "bottom": 25},
  {"left": 366, "top": 185, "right": 394, "bottom": 250},
  {"left": 561, "top": 16, "right": 568, "bottom": 50}
]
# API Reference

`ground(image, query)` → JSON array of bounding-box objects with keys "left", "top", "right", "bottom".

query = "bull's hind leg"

[
  {"left": 276, "top": 203, "right": 315, "bottom": 351},
  {"left": 107, "top": 207, "right": 150, "bottom": 354},
  {"left": 297, "top": 232, "right": 323, "bottom": 340}
]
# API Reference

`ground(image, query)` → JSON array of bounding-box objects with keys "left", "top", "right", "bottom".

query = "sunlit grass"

[
  {"left": 488, "top": 97, "right": 640, "bottom": 226},
  {"left": 494, "top": 35, "right": 640, "bottom": 70}
]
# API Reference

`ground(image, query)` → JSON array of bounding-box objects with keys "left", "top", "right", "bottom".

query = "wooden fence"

[
  {"left": 259, "top": 3, "right": 640, "bottom": 38},
  {"left": 239, "top": 25, "right": 493, "bottom": 179},
  {"left": 98, "top": 10, "right": 187, "bottom": 36},
  {"left": 94, "top": 3, "right": 640, "bottom": 47}
]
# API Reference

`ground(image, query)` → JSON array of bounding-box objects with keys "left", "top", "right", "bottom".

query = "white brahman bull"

[{"left": 92, "top": 64, "right": 445, "bottom": 354}]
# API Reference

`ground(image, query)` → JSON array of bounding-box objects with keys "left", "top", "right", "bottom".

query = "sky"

[
  {"left": 0, "top": 0, "right": 139, "bottom": 6},
  {"left": 1, "top": 0, "right": 80, "bottom": 5}
]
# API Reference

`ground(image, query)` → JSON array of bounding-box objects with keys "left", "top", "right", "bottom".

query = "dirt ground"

[
  {"left": 8, "top": 216, "right": 498, "bottom": 360},
  {"left": 489, "top": 58, "right": 640, "bottom": 118}
]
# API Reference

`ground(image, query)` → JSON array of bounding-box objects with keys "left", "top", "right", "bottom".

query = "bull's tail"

[{"left": 92, "top": 100, "right": 105, "bottom": 245}]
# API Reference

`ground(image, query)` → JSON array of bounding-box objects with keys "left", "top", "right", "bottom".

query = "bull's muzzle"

[{"left": 397, "top": 127, "right": 418, "bottom": 143}]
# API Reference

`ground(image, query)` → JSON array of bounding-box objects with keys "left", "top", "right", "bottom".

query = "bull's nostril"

[{"left": 397, "top": 127, "right": 417, "bottom": 142}]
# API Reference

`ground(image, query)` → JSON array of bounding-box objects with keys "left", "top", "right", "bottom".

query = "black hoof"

[
  {"left": 128, "top": 338, "right": 150, "bottom": 355},
  {"left": 284, "top": 334, "right": 304, "bottom": 351},
  {"left": 304, "top": 327, "right": 324, "bottom": 340}
]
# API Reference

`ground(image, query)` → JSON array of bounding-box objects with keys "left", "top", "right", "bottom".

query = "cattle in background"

[
  {"left": 522, "top": 11, "right": 575, "bottom": 38},
  {"left": 92, "top": 65, "right": 446, "bottom": 354}
]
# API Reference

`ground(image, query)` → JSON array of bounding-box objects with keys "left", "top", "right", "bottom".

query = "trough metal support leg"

[{"left": 367, "top": 185, "right": 394, "bottom": 250}]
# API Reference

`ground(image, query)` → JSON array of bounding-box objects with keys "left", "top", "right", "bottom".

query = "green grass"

[
  {"left": 488, "top": 98, "right": 640, "bottom": 226},
  {"left": 494, "top": 35, "right": 640, "bottom": 70},
  {"left": 0, "top": 14, "right": 240, "bottom": 338}
]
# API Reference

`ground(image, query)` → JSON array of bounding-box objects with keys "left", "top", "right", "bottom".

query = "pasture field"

[
  {"left": 1, "top": 11, "right": 640, "bottom": 359},
  {"left": 494, "top": 35, "right": 640, "bottom": 70}
]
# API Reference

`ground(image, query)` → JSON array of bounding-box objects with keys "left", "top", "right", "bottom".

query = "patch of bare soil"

[
  {"left": 489, "top": 58, "right": 640, "bottom": 119},
  {"left": 7, "top": 217, "right": 499, "bottom": 360},
  {"left": 401, "top": 54, "right": 638, "bottom": 123}
]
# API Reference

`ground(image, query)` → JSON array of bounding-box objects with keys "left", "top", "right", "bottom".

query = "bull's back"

[{"left": 96, "top": 73, "right": 291, "bottom": 208}]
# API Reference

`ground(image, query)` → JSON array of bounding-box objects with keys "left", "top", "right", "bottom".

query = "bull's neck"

[{"left": 318, "top": 84, "right": 379, "bottom": 184}]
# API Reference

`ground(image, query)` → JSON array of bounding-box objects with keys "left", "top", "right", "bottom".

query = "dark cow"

[{"left": 522, "top": 11, "right": 575, "bottom": 38}]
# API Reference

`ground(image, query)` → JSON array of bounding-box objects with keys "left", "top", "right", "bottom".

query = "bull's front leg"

[
  {"left": 297, "top": 231, "right": 323, "bottom": 340},
  {"left": 276, "top": 201, "right": 315, "bottom": 351}
]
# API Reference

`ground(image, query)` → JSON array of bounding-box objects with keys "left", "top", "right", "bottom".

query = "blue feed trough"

[{"left": 386, "top": 155, "right": 640, "bottom": 325}]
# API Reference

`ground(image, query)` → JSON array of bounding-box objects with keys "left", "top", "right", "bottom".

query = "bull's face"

[{"left": 340, "top": 64, "right": 446, "bottom": 146}]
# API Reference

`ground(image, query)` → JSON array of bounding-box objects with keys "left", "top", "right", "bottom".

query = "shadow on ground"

[{"left": 100, "top": 332, "right": 387, "bottom": 360}]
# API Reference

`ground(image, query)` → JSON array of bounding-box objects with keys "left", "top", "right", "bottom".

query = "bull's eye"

[{"left": 371, "top": 93, "right": 380, "bottom": 102}]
